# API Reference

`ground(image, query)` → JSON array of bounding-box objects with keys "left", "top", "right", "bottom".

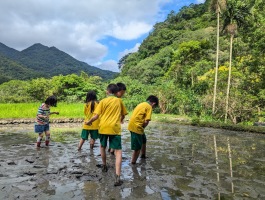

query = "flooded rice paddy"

[{"left": 0, "top": 122, "right": 264, "bottom": 200}]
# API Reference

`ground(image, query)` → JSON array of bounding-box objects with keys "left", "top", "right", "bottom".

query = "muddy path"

[{"left": 0, "top": 122, "right": 265, "bottom": 200}]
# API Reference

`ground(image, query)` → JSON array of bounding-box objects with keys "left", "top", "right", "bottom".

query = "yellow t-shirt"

[
  {"left": 128, "top": 102, "right": 152, "bottom": 134},
  {"left": 94, "top": 96, "right": 127, "bottom": 135},
  {"left": 83, "top": 102, "right": 99, "bottom": 130}
]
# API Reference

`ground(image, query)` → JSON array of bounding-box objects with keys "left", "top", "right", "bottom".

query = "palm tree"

[
  {"left": 222, "top": 0, "right": 250, "bottom": 123},
  {"left": 210, "top": 0, "right": 227, "bottom": 115}
]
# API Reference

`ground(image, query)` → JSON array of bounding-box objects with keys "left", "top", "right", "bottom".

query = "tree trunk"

[
  {"left": 212, "top": 10, "right": 220, "bottom": 115},
  {"left": 225, "top": 34, "right": 234, "bottom": 123}
]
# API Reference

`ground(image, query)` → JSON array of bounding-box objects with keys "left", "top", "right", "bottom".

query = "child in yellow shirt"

[
  {"left": 86, "top": 84, "right": 127, "bottom": 186},
  {"left": 128, "top": 95, "right": 159, "bottom": 164},
  {"left": 78, "top": 90, "right": 99, "bottom": 150}
]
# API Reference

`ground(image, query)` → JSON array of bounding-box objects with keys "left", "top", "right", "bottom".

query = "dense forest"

[{"left": 0, "top": 0, "right": 265, "bottom": 124}]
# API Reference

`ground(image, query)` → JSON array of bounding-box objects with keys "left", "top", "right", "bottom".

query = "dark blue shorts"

[{"left": 35, "top": 124, "right": 50, "bottom": 133}]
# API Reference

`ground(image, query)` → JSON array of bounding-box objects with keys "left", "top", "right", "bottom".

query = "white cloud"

[
  {"left": 110, "top": 22, "right": 152, "bottom": 40},
  {"left": 0, "top": 0, "right": 201, "bottom": 72},
  {"left": 196, "top": 0, "right": 206, "bottom": 3},
  {"left": 96, "top": 60, "right": 119, "bottom": 72},
  {"left": 119, "top": 43, "right": 141, "bottom": 59}
]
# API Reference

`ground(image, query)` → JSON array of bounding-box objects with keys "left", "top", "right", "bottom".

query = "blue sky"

[{"left": 0, "top": 0, "right": 205, "bottom": 72}]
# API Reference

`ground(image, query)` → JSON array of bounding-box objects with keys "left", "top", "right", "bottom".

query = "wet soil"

[{"left": 0, "top": 122, "right": 265, "bottom": 200}]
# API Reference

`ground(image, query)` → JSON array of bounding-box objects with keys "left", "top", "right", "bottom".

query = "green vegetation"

[
  {"left": 0, "top": 103, "right": 83, "bottom": 119},
  {"left": 1, "top": 0, "right": 265, "bottom": 130},
  {"left": 1, "top": 103, "right": 264, "bottom": 134},
  {"left": 119, "top": 0, "right": 265, "bottom": 124}
]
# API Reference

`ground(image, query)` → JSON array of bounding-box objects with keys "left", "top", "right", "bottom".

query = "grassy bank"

[
  {"left": 1, "top": 103, "right": 265, "bottom": 134},
  {"left": 0, "top": 103, "right": 190, "bottom": 120},
  {"left": 0, "top": 103, "right": 84, "bottom": 119},
  {"left": 150, "top": 114, "right": 265, "bottom": 134}
]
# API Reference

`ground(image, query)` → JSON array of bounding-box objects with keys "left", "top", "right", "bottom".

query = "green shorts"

[
  {"left": 81, "top": 129, "right": 99, "bottom": 140},
  {"left": 131, "top": 132, "right": 146, "bottom": 150},
  {"left": 99, "top": 134, "right": 122, "bottom": 150}
]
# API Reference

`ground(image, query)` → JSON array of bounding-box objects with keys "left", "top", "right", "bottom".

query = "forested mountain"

[
  {"left": 0, "top": 54, "right": 41, "bottom": 83},
  {"left": 0, "top": 42, "right": 116, "bottom": 83},
  {"left": 119, "top": 0, "right": 265, "bottom": 123}
]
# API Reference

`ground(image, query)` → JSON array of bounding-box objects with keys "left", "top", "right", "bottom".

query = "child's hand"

[{"left": 85, "top": 121, "right": 92, "bottom": 126}]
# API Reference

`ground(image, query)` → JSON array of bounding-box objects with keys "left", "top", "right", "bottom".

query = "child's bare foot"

[
  {"left": 102, "top": 165, "right": 108, "bottom": 172},
  {"left": 140, "top": 154, "right": 147, "bottom": 159},
  {"left": 36, "top": 142, "right": 41, "bottom": 148},
  {"left": 114, "top": 175, "right": 123, "bottom": 186}
]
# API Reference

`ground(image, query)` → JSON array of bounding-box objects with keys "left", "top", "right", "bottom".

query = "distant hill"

[
  {"left": 0, "top": 42, "right": 117, "bottom": 83},
  {"left": 0, "top": 54, "right": 41, "bottom": 83}
]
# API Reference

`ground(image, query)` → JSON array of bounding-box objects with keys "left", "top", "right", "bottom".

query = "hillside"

[
  {"left": 118, "top": 0, "right": 265, "bottom": 123},
  {"left": 0, "top": 43, "right": 117, "bottom": 82},
  {"left": 0, "top": 54, "right": 41, "bottom": 84}
]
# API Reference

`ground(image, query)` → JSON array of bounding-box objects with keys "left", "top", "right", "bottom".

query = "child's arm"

[
  {"left": 50, "top": 112, "right": 59, "bottom": 115},
  {"left": 86, "top": 114, "right": 99, "bottom": 125},
  {"left": 121, "top": 114, "right": 125, "bottom": 124},
  {"left": 37, "top": 114, "right": 48, "bottom": 119},
  {"left": 143, "top": 120, "right": 150, "bottom": 128}
]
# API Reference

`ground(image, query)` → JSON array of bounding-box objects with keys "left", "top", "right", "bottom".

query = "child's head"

[
  {"left": 107, "top": 83, "right": 119, "bottom": 95},
  {"left": 146, "top": 95, "right": 159, "bottom": 108},
  {"left": 85, "top": 90, "right": 97, "bottom": 103},
  {"left": 45, "top": 96, "right": 57, "bottom": 107},
  {"left": 116, "top": 82, "right": 126, "bottom": 98}
]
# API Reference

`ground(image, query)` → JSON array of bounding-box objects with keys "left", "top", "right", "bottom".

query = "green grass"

[
  {"left": 0, "top": 103, "right": 84, "bottom": 119},
  {"left": 1, "top": 103, "right": 265, "bottom": 134},
  {"left": 0, "top": 103, "right": 188, "bottom": 120}
]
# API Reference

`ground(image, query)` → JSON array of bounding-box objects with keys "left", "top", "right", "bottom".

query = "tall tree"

[
  {"left": 222, "top": 0, "right": 250, "bottom": 123},
  {"left": 210, "top": 0, "right": 227, "bottom": 115}
]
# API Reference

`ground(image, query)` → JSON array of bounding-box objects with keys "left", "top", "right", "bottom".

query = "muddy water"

[{"left": 0, "top": 122, "right": 264, "bottom": 200}]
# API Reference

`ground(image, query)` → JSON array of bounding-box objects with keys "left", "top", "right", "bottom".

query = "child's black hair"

[
  {"left": 85, "top": 90, "right": 97, "bottom": 113},
  {"left": 45, "top": 96, "right": 57, "bottom": 107},
  {"left": 107, "top": 84, "right": 119, "bottom": 94},
  {"left": 146, "top": 95, "right": 159, "bottom": 107},
  {"left": 117, "top": 82, "right": 126, "bottom": 91}
]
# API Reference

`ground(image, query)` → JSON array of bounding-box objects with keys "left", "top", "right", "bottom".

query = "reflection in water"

[
  {"left": 227, "top": 137, "right": 234, "bottom": 194},
  {"left": 83, "top": 181, "right": 100, "bottom": 199},
  {"left": 131, "top": 164, "right": 147, "bottom": 195},
  {"left": 0, "top": 123, "right": 265, "bottom": 199},
  {"left": 214, "top": 135, "right": 220, "bottom": 200}
]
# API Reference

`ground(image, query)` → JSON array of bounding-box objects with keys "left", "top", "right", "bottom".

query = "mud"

[{"left": 0, "top": 122, "right": 265, "bottom": 200}]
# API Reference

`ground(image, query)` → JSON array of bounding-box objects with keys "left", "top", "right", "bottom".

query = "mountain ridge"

[{"left": 0, "top": 42, "right": 117, "bottom": 83}]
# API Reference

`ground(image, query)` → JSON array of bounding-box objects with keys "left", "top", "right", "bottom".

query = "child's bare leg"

[
  {"left": 78, "top": 139, "right": 85, "bottom": 150},
  {"left": 140, "top": 143, "right": 146, "bottom": 158},
  {"left": 109, "top": 148, "right": 114, "bottom": 155},
  {"left": 115, "top": 149, "right": 122, "bottom": 175},
  {"left": 45, "top": 130, "right": 51, "bottom": 146},
  {"left": 90, "top": 139, "right": 95, "bottom": 149},
  {"left": 114, "top": 149, "right": 123, "bottom": 186},
  {"left": 36, "top": 133, "right": 44, "bottom": 147},
  {"left": 131, "top": 150, "right": 140, "bottom": 164},
  {"left": 101, "top": 146, "right": 108, "bottom": 172}
]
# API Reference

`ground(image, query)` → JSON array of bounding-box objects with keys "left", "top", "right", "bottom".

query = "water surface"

[{"left": 0, "top": 122, "right": 264, "bottom": 199}]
